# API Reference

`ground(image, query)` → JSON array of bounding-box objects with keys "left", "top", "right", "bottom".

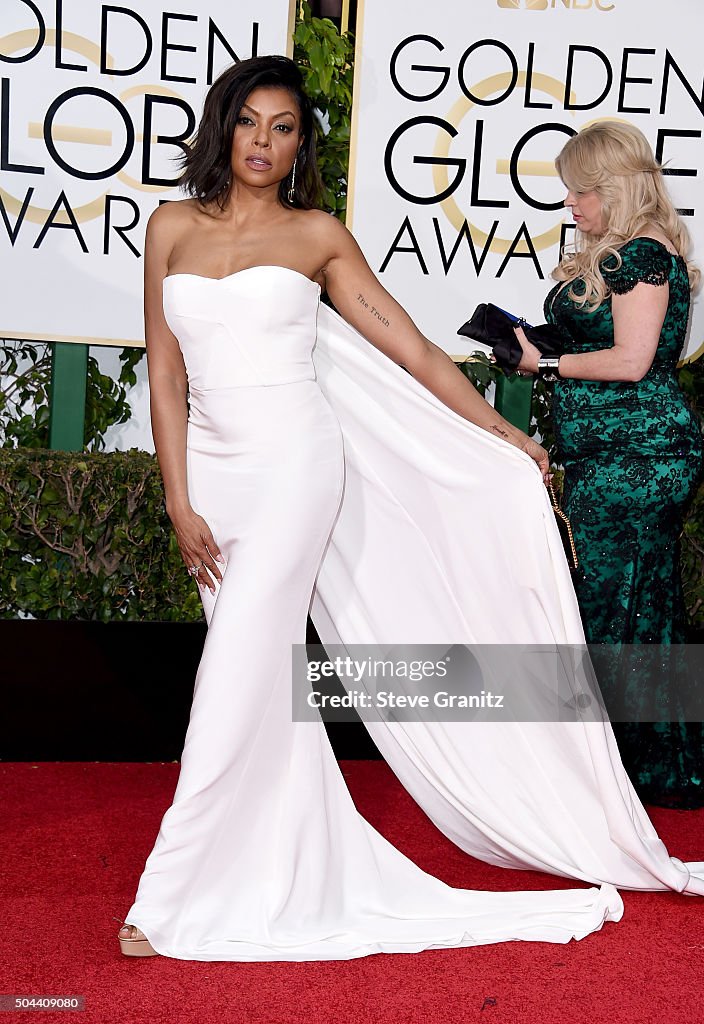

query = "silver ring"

[{"left": 187, "top": 564, "right": 201, "bottom": 576}]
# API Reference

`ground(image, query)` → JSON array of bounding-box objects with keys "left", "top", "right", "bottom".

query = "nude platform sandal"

[{"left": 115, "top": 919, "right": 160, "bottom": 957}]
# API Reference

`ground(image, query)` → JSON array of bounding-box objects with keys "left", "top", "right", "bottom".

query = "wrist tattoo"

[
  {"left": 490, "top": 424, "right": 510, "bottom": 439},
  {"left": 357, "top": 292, "right": 390, "bottom": 327}
]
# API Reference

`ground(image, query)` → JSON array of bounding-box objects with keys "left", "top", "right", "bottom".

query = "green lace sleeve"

[{"left": 601, "top": 237, "right": 672, "bottom": 295}]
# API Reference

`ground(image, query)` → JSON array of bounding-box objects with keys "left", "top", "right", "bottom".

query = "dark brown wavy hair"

[{"left": 178, "top": 55, "right": 323, "bottom": 210}]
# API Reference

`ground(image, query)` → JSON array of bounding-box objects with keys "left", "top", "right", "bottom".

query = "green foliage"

[
  {"left": 0, "top": 341, "right": 145, "bottom": 452},
  {"left": 0, "top": 448, "right": 203, "bottom": 622},
  {"left": 293, "top": 1, "right": 354, "bottom": 219},
  {"left": 676, "top": 357, "right": 704, "bottom": 413},
  {"left": 83, "top": 348, "right": 145, "bottom": 451},
  {"left": 0, "top": 341, "right": 52, "bottom": 449}
]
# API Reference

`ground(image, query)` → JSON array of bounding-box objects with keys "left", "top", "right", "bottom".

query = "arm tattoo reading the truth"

[{"left": 357, "top": 292, "right": 390, "bottom": 327}]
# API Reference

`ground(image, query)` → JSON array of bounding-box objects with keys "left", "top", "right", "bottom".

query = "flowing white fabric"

[
  {"left": 310, "top": 299, "right": 704, "bottom": 897},
  {"left": 123, "top": 266, "right": 625, "bottom": 961}
]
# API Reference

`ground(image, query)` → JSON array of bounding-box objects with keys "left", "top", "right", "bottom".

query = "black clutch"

[{"left": 457, "top": 303, "right": 567, "bottom": 373}]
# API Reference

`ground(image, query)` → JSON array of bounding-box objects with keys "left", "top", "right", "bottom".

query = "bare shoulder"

[
  {"left": 146, "top": 198, "right": 199, "bottom": 238},
  {"left": 145, "top": 199, "right": 202, "bottom": 268},
  {"left": 299, "top": 208, "right": 358, "bottom": 257},
  {"left": 296, "top": 207, "right": 366, "bottom": 276}
]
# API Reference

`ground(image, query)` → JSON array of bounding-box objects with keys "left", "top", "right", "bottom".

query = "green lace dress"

[{"left": 546, "top": 236, "right": 703, "bottom": 808}]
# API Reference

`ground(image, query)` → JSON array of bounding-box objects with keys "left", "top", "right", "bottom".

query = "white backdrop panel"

[{"left": 348, "top": 0, "right": 703, "bottom": 357}]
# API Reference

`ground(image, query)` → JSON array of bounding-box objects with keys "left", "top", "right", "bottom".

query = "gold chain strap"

[{"left": 547, "top": 481, "right": 579, "bottom": 570}]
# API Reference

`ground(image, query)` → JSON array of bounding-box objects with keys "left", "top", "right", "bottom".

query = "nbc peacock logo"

[
  {"left": 497, "top": 0, "right": 549, "bottom": 9},
  {"left": 497, "top": 0, "right": 615, "bottom": 9}
]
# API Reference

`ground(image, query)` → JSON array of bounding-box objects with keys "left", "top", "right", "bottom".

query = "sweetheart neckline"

[{"left": 163, "top": 265, "right": 321, "bottom": 291}]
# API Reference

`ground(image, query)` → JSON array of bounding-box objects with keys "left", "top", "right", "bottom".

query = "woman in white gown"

[{"left": 117, "top": 56, "right": 702, "bottom": 962}]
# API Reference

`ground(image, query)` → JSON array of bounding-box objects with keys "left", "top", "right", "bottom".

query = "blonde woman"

[{"left": 517, "top": 120, "right": 703, "bottom": 808}]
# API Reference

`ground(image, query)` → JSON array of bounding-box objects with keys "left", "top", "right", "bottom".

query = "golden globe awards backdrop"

[
  {"left": 0, "top": 0, "right": 295, "bottom": 347},
  {"left": 347, "top": 0, "right": 703, "bottom": 358}
]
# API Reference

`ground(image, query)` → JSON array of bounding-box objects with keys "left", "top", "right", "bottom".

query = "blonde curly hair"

[{"left": 553, "top": 120, "right": 700, "bottom": 311}]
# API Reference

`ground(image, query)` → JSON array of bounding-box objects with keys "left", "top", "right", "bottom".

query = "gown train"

[{"left": 310, "top": 300, "right": 704, "bottom": 897}]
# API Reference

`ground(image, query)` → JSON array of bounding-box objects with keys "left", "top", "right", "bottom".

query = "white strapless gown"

[{"left": 123, "top": 266, "right": 701, "bottom": 962}]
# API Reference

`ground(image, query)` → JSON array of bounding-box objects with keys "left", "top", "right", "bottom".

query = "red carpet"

[{"left": 0, "top": 761, "right": 702, "bottom": 1024}]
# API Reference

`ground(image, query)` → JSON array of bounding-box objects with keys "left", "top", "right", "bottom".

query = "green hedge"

[
  {"left": 2, "top": 444, "right": 703, "bottom": 625},
  {"left": 0, "top": 448, "right": 203, "bottom": 622}
]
